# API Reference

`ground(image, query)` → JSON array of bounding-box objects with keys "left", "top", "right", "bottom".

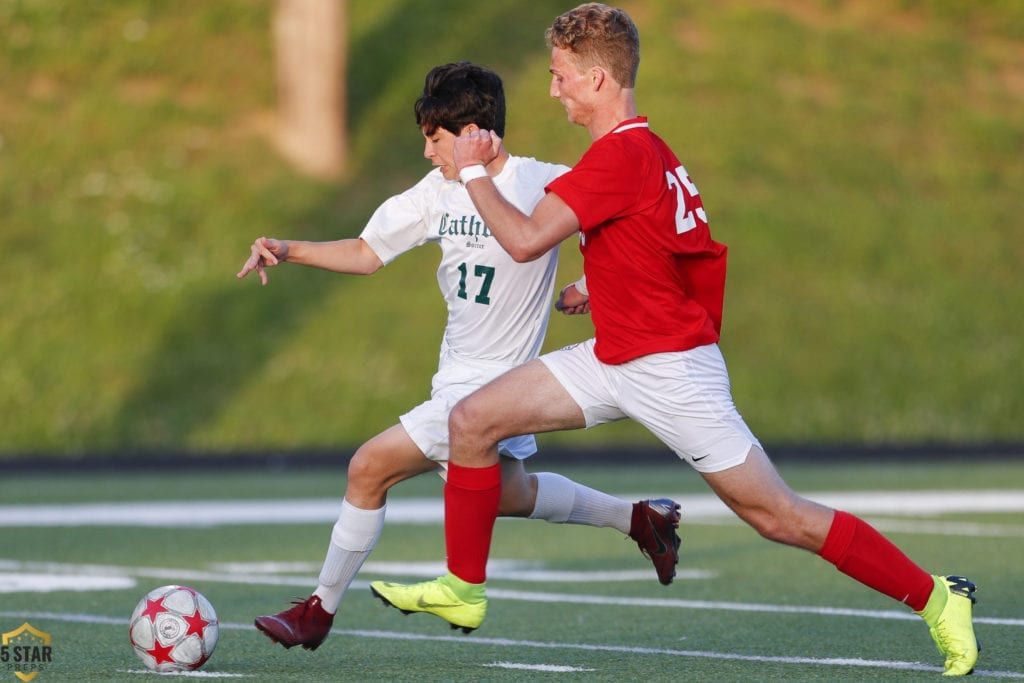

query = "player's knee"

[
  {"left": 449, "top": 396, "right": 489, "bottom": 442},
  {"left": 346, "top": 446, "right": 384, "bottom": 493}
]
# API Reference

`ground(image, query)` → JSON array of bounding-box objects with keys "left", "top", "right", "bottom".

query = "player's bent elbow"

[
  {"left": 354, "top": 260, "right": 383, "bottom": 276},
  {"left": 507, "top": 243, "right": 547, "bottom": 263}
]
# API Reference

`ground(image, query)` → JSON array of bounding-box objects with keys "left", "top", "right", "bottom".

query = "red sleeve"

[{"left": 546, "top": 135, "right": 644, "bottom": 231}]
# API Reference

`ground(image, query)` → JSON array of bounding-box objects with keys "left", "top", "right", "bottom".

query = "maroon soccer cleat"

[
  {"left": 630, "top": 498, "right": 682, "bottom": 586},
  {"left": 254, "top": 595, "right": 334, "bottom": 651}
]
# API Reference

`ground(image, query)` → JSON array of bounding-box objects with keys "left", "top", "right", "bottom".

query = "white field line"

[
  {"left": 483, "top": 661, "right": 596, "bottom": 672},
  {"left": 1, "top": 559, "right": 1021, "bottom": 627},
  {"left": 1, "top": 490, "right": 1023, "bottom": 531},
  {"left": 229, "top": 560, "right": 717, "bottom": 582},
  {"left": 0, "top": 612, "right": 1022, "bottom": 679},
  {"left": 0, "top": 558, "right": 712, "bottom": 593}
]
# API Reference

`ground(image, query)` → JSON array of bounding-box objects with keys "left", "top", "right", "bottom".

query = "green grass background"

[
  {"left": 2, "top": 0, "right": 1023, "bottom": 457},
  {"left": 1, "top": 460, "right": 1022, "bottom": 681}
]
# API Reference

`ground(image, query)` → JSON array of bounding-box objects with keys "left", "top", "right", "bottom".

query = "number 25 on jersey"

[{"left": 665, "top": 165, "right": 707, "bottom": 235}]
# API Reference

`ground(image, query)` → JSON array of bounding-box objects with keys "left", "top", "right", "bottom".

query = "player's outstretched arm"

[{"left": 236, "top": 236, "right": 384, "bottom": 285}]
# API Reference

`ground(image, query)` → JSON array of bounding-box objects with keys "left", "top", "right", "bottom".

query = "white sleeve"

[
  {"left": 549, "top": 163, "right": 572, "bottom": 184},
  {"left": 358, "top": 176, "right": 435, "bottom": 265}
]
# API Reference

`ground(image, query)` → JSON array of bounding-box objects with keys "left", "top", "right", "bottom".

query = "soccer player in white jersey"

[{"left": 235, "top": 61, "right": 681, "bottom": 651}]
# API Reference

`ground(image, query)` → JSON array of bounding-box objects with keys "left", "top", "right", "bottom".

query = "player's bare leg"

[
  {"left": 700, "top": 445, "right": 832, "bottom": 551},
  {"left": 255, "top": 426, "right": 436, "bottom": 650},
  {"left": 450, "top": 359, "right": 587, "bottom": 467},
  {"left": 703, "top": 445, "right": 977, "bottom": 674},
  {"left": 499, "top": 456, "right": 681, "bottom": 584},
  {"left": 372, "top": 361, "right": 588, "bottom": 630}
]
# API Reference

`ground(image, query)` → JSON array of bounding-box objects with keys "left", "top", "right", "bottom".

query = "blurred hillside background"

[{"left": 2, "top": 0, "right": 1022, "bottom": 461}]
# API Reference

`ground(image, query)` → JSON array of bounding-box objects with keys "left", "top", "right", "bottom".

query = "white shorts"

[
  {"left": 399, "top": 343, "right": 536, "bottom": 464},
  {"left": 539, "top": 339, "right": 760, "bottom": 473}
]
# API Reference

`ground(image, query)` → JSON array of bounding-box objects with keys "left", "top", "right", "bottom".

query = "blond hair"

[{"left": 545, "top": 3, "right": 640, "bottom": 88}]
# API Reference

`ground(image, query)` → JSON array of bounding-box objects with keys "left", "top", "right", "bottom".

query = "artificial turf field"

[{"left": 1, "top": 458, "right": 1022, "bottom": 681}]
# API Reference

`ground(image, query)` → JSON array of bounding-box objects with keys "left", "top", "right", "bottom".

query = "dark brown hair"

[{"left": 414, "top": 61, "right": 506, "bottom": 137}]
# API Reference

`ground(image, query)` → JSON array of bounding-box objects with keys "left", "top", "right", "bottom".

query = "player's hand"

[
  {"left": 555, "top": 282, "right": 590, "bottom": 315},
  {"left": 453, "top": 129, "right": 502, "bottom": 170},
  {"left": 236, "top": 236, "right": 289, "bottom": 286}
]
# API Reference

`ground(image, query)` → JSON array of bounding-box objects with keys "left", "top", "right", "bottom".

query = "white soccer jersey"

[{"left": 360, "top": 156, "right": 568, "bottom": 367}]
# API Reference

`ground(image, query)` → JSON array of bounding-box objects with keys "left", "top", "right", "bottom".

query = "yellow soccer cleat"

[
  {"left": 370, "top": 573, "right": 487, "bottom": 634},
  {"left": 918, "top": 575, "right": 980, "bottom": 676}
]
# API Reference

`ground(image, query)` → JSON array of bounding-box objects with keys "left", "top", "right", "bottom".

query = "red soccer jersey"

[{"left": 546, "top": 117, "right": 727, "bottom": 365}]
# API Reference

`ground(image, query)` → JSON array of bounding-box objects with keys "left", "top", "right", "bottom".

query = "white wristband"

[
  {"left": 574, "top": 275, "right": 588, "bottom": 296},
  {"left": 459, "top": 164, "right": 488, "bottom": 184}
]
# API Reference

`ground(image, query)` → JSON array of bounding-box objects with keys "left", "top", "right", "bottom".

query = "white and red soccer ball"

[{"left": 129, "top": 584, "right": 219, "bottom": 672}]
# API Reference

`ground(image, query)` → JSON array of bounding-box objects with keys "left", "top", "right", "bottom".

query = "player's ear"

[
  {"left": 591, "top": 66, "right": 606, "bottom": 91},
  {"left": 460, "top": 123, "right": 479, "bottom": 136}
]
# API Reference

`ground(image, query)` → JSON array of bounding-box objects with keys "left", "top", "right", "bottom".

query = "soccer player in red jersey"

[{"left": 369, "top": 4, "right": 979, "bottom": 675}]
